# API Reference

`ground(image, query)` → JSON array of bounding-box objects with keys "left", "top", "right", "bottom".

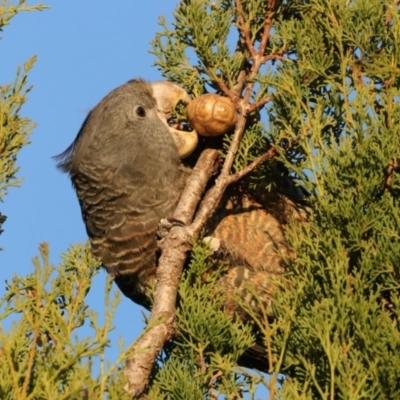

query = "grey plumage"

[{"left": 56, "top": 79, "right": 187, "bottom": 307}]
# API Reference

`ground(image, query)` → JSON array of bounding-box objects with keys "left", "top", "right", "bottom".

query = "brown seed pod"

[{"left": 187, "top": 93, "right": 238, "bottom": 137}]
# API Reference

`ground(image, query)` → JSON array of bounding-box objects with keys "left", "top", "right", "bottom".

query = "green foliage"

[
  {"left": 2, "top": 0, "right": 400, "bottom": 398},
  {"left": 0, "top": 56, "right": 36, "bottom": 200},
  {"left": 0, "top": 243, "right": 130, "bottom": 400},
  {"left": 0, "top": 1, "right": 49, "bottom": 36},
  {"left": 150, "top": 0, "right": 400, "bottom": 398},
  {"left": 148, "top": 239, "right": 263, "bottom": 399},
  {"left": 150, "top": 0, "right": 238, "bottom": 96},
  {"left": 267, "top": 1, "right": 400, "bottom": 397},
  {"left": 0, "top": 1, "right": 49, "bottom": 201}
]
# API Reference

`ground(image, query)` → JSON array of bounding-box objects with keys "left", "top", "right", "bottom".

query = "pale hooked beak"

[
  {"left": 168, "top": 127, "right": 198, "bottom": 159},
  {"left": 150, "top": 81, "right": 198, "bottom": 159}
]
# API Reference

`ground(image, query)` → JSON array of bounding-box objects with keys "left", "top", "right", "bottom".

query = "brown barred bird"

[
  {"left": 56, "top": 79, "right": 305, "bottom": 370},
  {"left": 56, "top": 80, "right": 189, "bottom": 308}
]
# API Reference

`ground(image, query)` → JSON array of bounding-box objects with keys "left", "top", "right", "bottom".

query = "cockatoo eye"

[{"left": 135, "top": 106, "right": 147, "bottom": 118}]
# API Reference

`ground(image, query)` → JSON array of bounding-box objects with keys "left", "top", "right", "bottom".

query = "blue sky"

[{"left": 1, "top": 0, "right": 178, "bottom": 366}]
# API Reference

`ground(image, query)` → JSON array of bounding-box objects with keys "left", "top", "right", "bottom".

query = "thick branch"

[
  {"left": 174, "top": 150, "right": 221, "bottom": 224},
  {"left": 190, "top": 148, "right": 277, "bottom": 235},
  {"left": 123, "top": 150, "right": 219, "bottom": 397},
  {"left": 123, "top": 3, "right": 281, "bottom": 397}
]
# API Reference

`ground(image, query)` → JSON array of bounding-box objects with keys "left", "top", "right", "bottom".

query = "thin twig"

[
  {"left": 208, "top": 69, "right": 239, "bottom": 105},
  {"left": 232, "top": 63, "right": 249, "bottom": 97},
  {"left": 189, "top": 148, "right": 276, "bottom": 243},
  {"left": 225, "top": 147, "right": 277, "bottom": 185},
  {"left": 222, "top": 114, "right": 249, "bottom": 175},
  {"left": 214, "top": 1, "right": 283, "bottom": 116},
  {"left": 258, "top": 0, "right": 276, "bottom": 57},
  {"left": 248, "top": 96, "right": 273, "bottom": 114},
  {"left": 261, "top": 50, "right": 287, "bottom": 64},
  {"left": 235, "top": 0, "right": 257, "bottom": 59}
]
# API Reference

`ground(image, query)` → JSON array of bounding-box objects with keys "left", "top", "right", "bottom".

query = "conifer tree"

[
  {"left": 1, "top": 1, "right": 400, "bottom": 399},
  {"left": 136, "top": 0, "right": 400, "bottom": 398}
]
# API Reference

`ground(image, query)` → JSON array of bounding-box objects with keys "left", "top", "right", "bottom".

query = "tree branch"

[
  {"left": 123, "top": 145, "right": 278, "bottom": 398},
  {"left": 225, "top": 147, "right": 277, "bottom": 186},
  {"left": 123, "top": 3, "right": 281, "bottom": 397},
  {"left": 258, "top": 0, "right": 276, "bottom": 58},
  {"left": 234, "top": 0, "right": 257, "bottom": 59},
  {"left": 123, "top": 150, "right": 220, "bottom": 397},
  {"left": 190, "top": 148, "right": 277, "bottom": 234},
  {"left": 248, "top": 95, "right": 273, "bottom": 114}
]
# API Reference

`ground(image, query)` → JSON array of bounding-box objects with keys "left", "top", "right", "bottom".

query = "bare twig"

[
  {"left": 225, "top": 147, "right": 277, "bottom": 186},
  {"left": 222, "top": 115, "right": 249, "bottom": 175},
  {"left": 235, "top": 0, "right": 257, "bottom": 59},
  {"left": 258, "top": 0, "right": 276, "bottom": 58},
  {"left": 209, "top": 370, "right": 223, "bottom": 384},
  {"left": 214, "top": 0, "right": 282, "bottom": 116},
  {"left": 208, "top": 69, "right": 239, "bottom": 105},
  {"left": 233, "top": 0, "right": 276, "bottom": 117},
  {"left": 248, "top": 95, "right": 273, "bottom": 114},
  {"left": 190, "top": 147, "right": 277, "bottom": 234},
  {"left": 261, "top": 50, "right": 287, "bottom": 64},
  {"left": 232, "top": 64, "right": 249, "bottom": 97}
]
